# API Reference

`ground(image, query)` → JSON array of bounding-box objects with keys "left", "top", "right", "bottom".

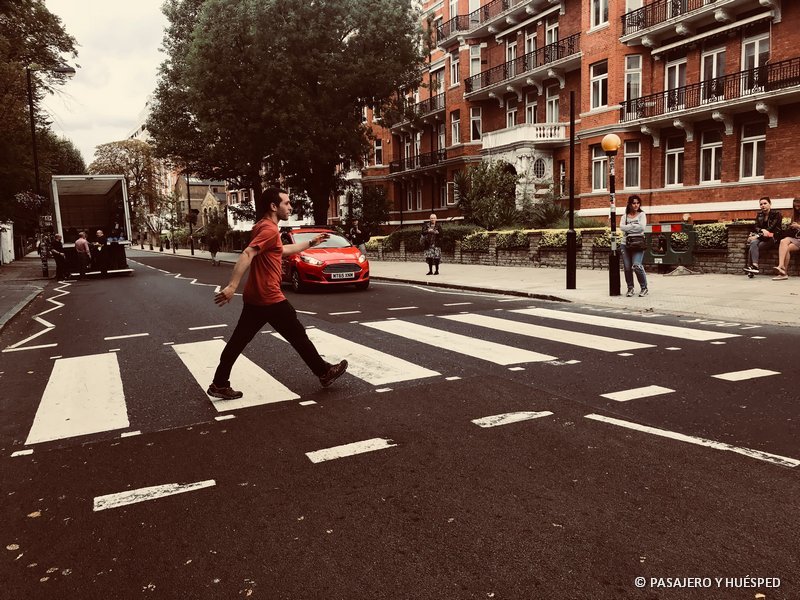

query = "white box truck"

[{"left": 51, "top": 174, "right": 134, "bottom": 276}]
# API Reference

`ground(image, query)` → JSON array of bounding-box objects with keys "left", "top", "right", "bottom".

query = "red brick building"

[{"left": 357, "top": 0, "right": 796, "bottom": 227}]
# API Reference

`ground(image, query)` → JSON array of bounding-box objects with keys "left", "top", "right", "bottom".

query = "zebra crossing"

[{"left": 8, "top": 306, "right": 774, "bottom": 454}]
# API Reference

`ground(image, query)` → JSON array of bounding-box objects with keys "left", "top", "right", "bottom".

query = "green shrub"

[
  {"left": 694, "top": 223, "right": 728, "bottom": 249},
  {"left": 365, "top": 236, "right": 386, "bottom": 252},
  {"left": 461, "top": 231, "right": 490, "bottom": 252},
  {"left": 381, "top": 223, "right": 484, "bottom": 252},
  {"left": 496, "top": 230, "right": 530, "bottom": 250}
]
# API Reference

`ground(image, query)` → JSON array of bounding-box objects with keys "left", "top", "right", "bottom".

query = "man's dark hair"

[{"left": 256, "top": 187, "right": 288, "bottom": 217}]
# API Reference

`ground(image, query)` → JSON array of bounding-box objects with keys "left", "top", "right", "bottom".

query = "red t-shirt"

[{"left": 243, "top": 219, "right": 286, "bottom": 306}]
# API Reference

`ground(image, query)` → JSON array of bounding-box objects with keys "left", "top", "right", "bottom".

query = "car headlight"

[
  {"left": 299, "top": 254, "right": 323, "bottom": 266},
  {"left": 357, "top": 254, "right": 367, "bottom": 264}
]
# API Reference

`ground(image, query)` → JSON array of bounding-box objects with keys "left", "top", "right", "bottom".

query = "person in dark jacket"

[
  {"left": 208, "top": 236, "right": 220, "bottom": 266},
  {"left": 50, "top": 233, "right": 71, "bottom": 280},
  {"left": 348, "top": 219, "right": 370, "bottom": 254},
  {"left": 421, "top": 213, "right": 443, "bottom": 275},
  {"left": 744, "top": 196, "right": 782, "bottom": 276}
]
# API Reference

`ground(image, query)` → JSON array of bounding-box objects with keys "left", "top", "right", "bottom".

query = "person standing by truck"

[
  {"left": 50, "top": 234, "right": 70, "bottom": 280},
  {"left": 208, "top": 187, "right": 348, "bottom": 400},
  {"left": 74, "top": 231, "right": 91, "bottom": 280},
  {"left": 93, "top": 229, "right": 109, "bottom": 276}
]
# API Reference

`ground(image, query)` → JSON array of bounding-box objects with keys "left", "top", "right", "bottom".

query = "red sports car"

[{"left": 280, "top": 227, "right": 370, "bottom": 292}]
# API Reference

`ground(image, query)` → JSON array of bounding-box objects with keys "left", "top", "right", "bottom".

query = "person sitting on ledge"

[
  {"left": 773, "top": 197, "right": 800, "bottom": 280},
  {"left": 744, "top": 196, "right": 782, "bottom": 276}
]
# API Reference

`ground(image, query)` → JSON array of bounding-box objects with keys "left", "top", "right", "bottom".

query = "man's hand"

[
  {"left": 310, "top": 233, "right": 329, "bottom": 247},
  {"left": 214, "top": 284, "right": 236, "bottom": 306}
]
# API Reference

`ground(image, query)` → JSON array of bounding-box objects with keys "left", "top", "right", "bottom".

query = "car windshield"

[{"left": 292, "top": 232, "right": 351, "bottom": 249}]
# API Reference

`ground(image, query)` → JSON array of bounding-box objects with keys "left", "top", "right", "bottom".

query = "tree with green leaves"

[
  {"left": 455, "top": 160, "right": 520, "bottom": 231},
  {"left": 148, "top": 0, "right": 425, "bottom": 225},
  {"left": 348, "top": 185, "right": 390, "bottom": 231},
  {"left": 0, "top": 0, "right": 79, "bottom": 233},
  {"left": 88, "top": 139, "right": 162, "bottom": 236}
]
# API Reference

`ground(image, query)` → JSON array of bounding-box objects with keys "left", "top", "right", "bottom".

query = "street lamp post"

[
  {"left": 185, "top": 172, "right": 195, "bottom": 256},
  {"left": 566, "top": 91, "right": 577, "bottom": 289},
  {"left": 602, "top": 133, "right": 622, "bottom": 297},
  {"left": 26, "top": 64, "right": 76, "bottom": 277}
]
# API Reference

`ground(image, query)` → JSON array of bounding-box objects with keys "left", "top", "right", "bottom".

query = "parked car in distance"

[{"left": 280, "top": 227, "right": 369, "bottom": 292}]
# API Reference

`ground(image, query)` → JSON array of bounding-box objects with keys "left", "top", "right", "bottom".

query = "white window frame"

[
  {"left": 415, "top": 181, "right": 422, "bottom": 211},
  {"left": 439, "top": 177, "right": 448, "bottom": 208},
  {"left": 546, "top": 85, "right": 559, "bottom": 122},
  {"left": 438, "top": 122, "right": 446, "bottom": 151},
  {"left": 665, "top": 58, "right": 687, "bottom": 110},
  {"left": 592, "top": 145, "right": 608, "bottom": 192},
  {"left": 506, "top": 41, "right": 517, "bottom": 78},
  {"left": 374, "top": 139, "right": 383, "bottom": 166},
  {"left": 470, "top": 106, "right": 481, "bottom": 141},
  {"left": 624, "top": 140, "right": 641, "bottom": 189},
  {"left": 699, "top": 129, "right": 722, "bottom": 183},
  {"left": 430, "top": 68, "right": 444, "bottom": 96},
  {"left": 525, "top": 92, "right": 538, "bottom": 124},
  {"left": 469, "top": 45, "right": 481, "bottom": 78},
  {"left": 626, "top": 0, "right": 643, "bottom": 11},
  {"left": 740, "top": 122, "right": 766, "bottom": 180},
  {"left": 524, "top": 29, "right": 536, "bottom": 55},
  {"left": 450, "top": 110, "right": 460, "bottom": 145},
  {"left": 450, "top": 52, "right": 460, "bottom": 88},
  {"left": 406, "top": 185, "right": 414, "bottom": 211},
  {"left": 624, "top": 55, "right": 642, "bottom": 102},
  {"left": 449, "top": 0, "right": 458, "bottom": 18},
  {"left": 506, "top": 97, "right": 518, "bottom": 128},
  {"left": 701, "top": 47, "right": 726, "bottom": 102},
  {"left": 742, "top": 33, "right": 770, "bottom": 92},
  {"left": 591, "top": 0, "right": 609, "bottom": 28},
  {"left": 545, "top": 17, "right": 558, "bottom": 45},
  {"left": 665, "top": 136, "right": 685, "bottom": 187},
  {"left": 590, "top": 60, "right": 608, "bottom": 110}
]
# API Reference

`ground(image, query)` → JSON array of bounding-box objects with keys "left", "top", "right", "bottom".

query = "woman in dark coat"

[{"left": 421, "top": 213, "right": 443, "bottom": 275}]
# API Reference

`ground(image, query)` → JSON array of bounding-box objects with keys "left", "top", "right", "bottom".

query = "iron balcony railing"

[
  {"left": 619, "top": 57, "right": 800, "bottom": 122},
  {"left": 407, "top": 92, "right": 446, "bottom": 118},
  {"left": 437, "top": 0, "right": 532, "bottom": 45},
  {"left": 622, "top": 0, "right": 717, "bottom": 36},
  {"left": 389, "top": 149, "right": 448, "bottom": 174},
  {"left": 464, "top": 33, "right": 580, "bottom": 94}
]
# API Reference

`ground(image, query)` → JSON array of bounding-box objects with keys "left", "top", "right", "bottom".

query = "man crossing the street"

[{"left": 208, "top": 187, "right": 347, "bottom": 400}]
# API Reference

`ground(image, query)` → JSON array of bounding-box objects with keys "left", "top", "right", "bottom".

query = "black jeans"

[{"left": 212, "top": 300, "right": 328, "bottom": 387}]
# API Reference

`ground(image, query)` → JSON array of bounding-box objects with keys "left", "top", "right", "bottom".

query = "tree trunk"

[{"left": 308, "top": 162, "right": 335, "bottom": 227}]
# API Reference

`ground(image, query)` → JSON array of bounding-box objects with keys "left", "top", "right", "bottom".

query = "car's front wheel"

[
  {"left": 355, "top": 280, "right": 369, "bottom": 291},
  {"left": 291, "top": 270, "right": 306, "bottom": 292}
]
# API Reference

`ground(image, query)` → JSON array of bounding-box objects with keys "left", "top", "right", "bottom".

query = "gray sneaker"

[
  {"left": 639, "top": 288, "right": 649, "bottom": 297},
  {"left": 626, "top": 287, "right": 635, "bottom": 297}
]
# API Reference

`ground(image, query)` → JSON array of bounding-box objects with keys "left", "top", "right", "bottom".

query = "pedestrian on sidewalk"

[
  {"left": 773, "top": 197, "right": 800, "bottom": 280},
  {"left": 74, "top": 231, "right": 91, "bottom": 280},
  {"left": 50, "top": 234, "right": 70, "bottom": 280},
  {"left": 421, "top": 213, "right": 443, "bottom": 275},
  {"left": 208, "top": 235, "right": 220, "bottom": 266},
  {"left": 348, "top": 219, "right": 370, "bottom": 255},
  {"left": 208, "top": 187, "right": 348, "bottom": 400},
  {"left": 619, "top": 195, "right": 648, "bottom": 297},
  {"left": 744, "top": 196, "right": 782, "bottom": 277}
]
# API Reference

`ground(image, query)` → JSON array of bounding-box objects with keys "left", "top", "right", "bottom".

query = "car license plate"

[{"left": 331, "top": 272, "right": 355, "bottom": 280}]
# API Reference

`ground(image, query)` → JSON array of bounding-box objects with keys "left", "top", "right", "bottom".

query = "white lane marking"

[
  {"left": 712, "top": 368, "right": 780, "bottom": 381},
  {"left": 497, "top": 298, "right": 529, "bottom": 302},
  {"left": 188, "top": 324, "right": 227, "bottom": 331},
  {"left": 107, "top": 348, "right": 120, "bottom": 353},
  {"left": 215, "top": 415, "right": 236, "bottom": 421},
  {"left": 3, "top": 285, "right": 72, "bottom": 351},
  {"left": 710, "top": 341, "right": 726, "bottom": 345},
  {"left": 472, "top": 411, "right": 553, "bottom": 428},
  {"left": 26, "top": 353, "right": 129, "bottom": 445},
  {"left": 442, "top": 314, "right": 655, "bottom": 353},
  {"left": 155, "top": 268, "right": 170, "bottom": 273},
  {"left": 104, "top": 333, "right": 150, "bottom": 341},
  {"left": 329, "top": 311, "right": 361, "bottom": 316},
  {"left": 93, "top": 480, "right": 217, "bottom": 512},
  {"left": 508, "top": 367, "right": 525, "bottom": 371},
  {"left": 120, "top": 430, "right": 141, "bottom": 438},
  {"left": 306, "top": 438, "right": 397, "bottom": 463},
  {"left": 601, "top": 385, "right": 675, "bottom": 402},
  {"left": 618, "top": 353, "right": 633, "bottom": 357},
  {"left": 299, "top": 400, "right": 317, "bottom": 406},
  {"left": 363, "top": 320, "right": 557, "bottom": 365},
  {"left": 387, "top": 306, "right": 418, "bottom": 311},
  {"left": 665, "top": 347, "right": 681, "bottom": 351},
  {"left": 751, "top": 336, "right": 766, "bottom": 339},
  {"left": 173, "top": 340, "right": 299, "bottom": 411},
  {"left": 376, "top": 388, "right": 392, "bottom": 393},
  {"left": 162, "top": 342, "right": 174, "bottom": 346},
  {"left": 274, "top": 329, "right": 439, "bottom": 385},
  {"left": 12, "top": 449, "right": 34, "bottom": 457},
  {"left": 297, "top": 310, "right": 316, "bottom": 315},
  {"left": 444, "top": 302, "right": 473, "bottom": 306},
  {"left": 585, "top": 414, "right": 799, "bottom": 468},
  {"left": 2, "top": 344, "right": 58, "bottom": 353},
  {"left": 511, "top": 307, "right": 740, "bottom": 342},
  {"left": 49, "top": 355, "right": 62, "bottom": 360},
  {"left": 445, "top": 376, "right": 462, "bottom": 381}
]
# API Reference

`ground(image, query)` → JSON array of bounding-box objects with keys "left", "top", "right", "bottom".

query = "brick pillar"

[
  {"left": 377, "top": 244, "right": 384, "bottom": 261},
  {"left": 400, "top": 239, "right": 406, "bottom": 261},
  {"left": 527, "top": 231, "right": 542, "bottom": 266},
  {"left": 726, "top": 223, "right": 750, "bottom": 274},
  {"left": 580, "top": 230, "right": 604, "bottom": 269},
  {"left": 454, "top": 239, "right": 462, "bottom": 264},
  {"left": 488, "top": 232, "right": 497, "bottom": 264}
]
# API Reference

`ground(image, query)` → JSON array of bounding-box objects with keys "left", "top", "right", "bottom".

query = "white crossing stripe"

[
  {"left": 26, "top": 353, "right": 129, "bottom": 445},
  {"left": 306, "top": 438, "right": 397, "bottom": 463},
  {"left": 173, "top": 340, "right": 299, "bottom": 411},
  {"left": 362, "top": 320, "right": 556, "bottom": 365},
  {"left": 442, "top": 314, "right": 655, "bottom": 353},
  {"left": 93, "top": 480, "right": 216, "bottom": 512},
  {"left": 103, "top": 333, "right": 150, "bottom": 341},
  {"left": 601, "top": 385, "right": 675, "bottom": 402},
  {"left": 188, "top": 324, "right": 227, "bottom": 331},
  {"left": 274, "top": 329, "right": 439, "bottom": 385},
  {"left": 472, "top": 411, "right": 553, "bottom": 428},
  {"left": 712, "top": 368, "right": 780, "bottom": 381},
  {"left": 585, "top": 414, "right": 799, "bottom": 468},
  {"left": 511, "top": 307, "right": 740, "bottom": 342}
]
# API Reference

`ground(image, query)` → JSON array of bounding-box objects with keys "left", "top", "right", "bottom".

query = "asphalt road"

[{"left": 1, "top": 249, "right": 798, "bottom": 599}]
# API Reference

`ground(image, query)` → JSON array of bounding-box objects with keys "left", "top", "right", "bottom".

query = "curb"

[
  {"left": 370, "top": 276, "right": 571, "bottom": 303},
  {"left": 0, "top": 285, "right": 44, "bottom": 333}
]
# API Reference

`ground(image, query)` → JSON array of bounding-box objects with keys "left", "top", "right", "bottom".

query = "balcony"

[
  {"left": 619, "top": 57, "right": 800, "bottom": 124},
  {"left": 620, "top": 0, "right": 774, "bottom": 47},
  {"left": 389, "top": 149, "right": 448, "bottom": 174},
  {"left": 390, "top": 92, "right": 446, "bottom": 131},
  {"left": 481, "top": 123, "right": 568, "bottom": 152},
  {"left": 464, "top": 33, "right": 581, "bottom": 100},
  {"left": 436, "top": 0, "right": 559, "bottom": 47}
]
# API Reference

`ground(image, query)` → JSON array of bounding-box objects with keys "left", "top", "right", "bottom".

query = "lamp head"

[
  {"left": 53, "top": 65, "right": 76, "bottom": 78},
  {"left": 601, "top": 133, "right": 622, "bottom": 156}
]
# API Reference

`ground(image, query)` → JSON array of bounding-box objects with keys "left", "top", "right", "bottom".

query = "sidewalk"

[{"left": 3, "top": 247, "right": 798, "bottom": 334}]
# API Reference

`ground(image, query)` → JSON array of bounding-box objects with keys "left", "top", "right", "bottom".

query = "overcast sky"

[{"left": 42, "top": 0, "right": 168, "bottom": 166}]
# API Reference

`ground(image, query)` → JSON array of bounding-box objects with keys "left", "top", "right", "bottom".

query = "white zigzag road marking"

[
  {"left": 170, "top": 273, "right": 217, "bottom": 288},
  {"left": 3, "top": 282, "right": 71, "bottom": 352}
]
